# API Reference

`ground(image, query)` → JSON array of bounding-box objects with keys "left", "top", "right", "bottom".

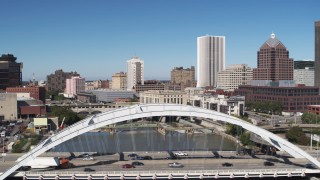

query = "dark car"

[
  {"left": 132, "top": 156, "right": 144, "bottom": 160},
  {"left": 143, "top": 156, "right": 152, "bottom": 160},
  {"left": 128, "top": 153, "right": 138, "bottom": 157},
  {"left": 122, "top": 164, "right": 135, "bottom": 168},
  {"left": 78, "top": 153, "right": 90, "bottom": 158},
  {"left": 264, "top": 161, "right": 274, "bottom": 166},
  {"left": 132, "top": 161, "right": 144, "bottom": 166},
  {"left": 305, "top": 163, "right": 316, "bottom": 169},
  {"left": 166, "top": 156, "right": 180, "bottom": 160},
  {"left": 84, "top": 168, "right": 95, "bottom": 172},
  {"left": 17, "top": 166, "right": 31, "bottom": 171},
  {"left": 222, "top": 162, "right": 233, "bottom": 167}
]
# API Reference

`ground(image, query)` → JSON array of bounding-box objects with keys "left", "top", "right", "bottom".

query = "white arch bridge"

[{"left": 1, "top": 104, "right": 320, "bottom": 179}]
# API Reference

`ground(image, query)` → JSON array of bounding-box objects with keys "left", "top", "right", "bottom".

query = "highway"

[{"left": 0, "top": 151, "right": 314, "bottom": 174}]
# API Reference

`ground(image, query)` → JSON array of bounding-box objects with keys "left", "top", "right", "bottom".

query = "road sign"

[
  {"left": 312, "top": 134, "right": 320, "bottom": 142},
  {"left": 1, "top": 153, "right": 6, "bottom": 156}
]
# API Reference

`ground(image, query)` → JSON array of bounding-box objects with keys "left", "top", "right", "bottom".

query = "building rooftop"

[{"left": 265, "top": 33, "right": 281, "bottom": 47}]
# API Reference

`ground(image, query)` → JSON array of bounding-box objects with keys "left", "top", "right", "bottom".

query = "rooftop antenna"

[{"left": 32, "top": 73, "right": 36, "bottom": 85}]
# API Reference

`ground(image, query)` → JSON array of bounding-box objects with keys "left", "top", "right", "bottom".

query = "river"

[{"left": 51, "top": 128, "right": 238, "bottom": 153}]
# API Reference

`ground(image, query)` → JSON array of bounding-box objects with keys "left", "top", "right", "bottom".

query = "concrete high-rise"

[
  {"left": 197, "top": 35, "right": 225, "bottom": 88},
  {"left": 253, "top": 33, "right": 293, "bottom": 81},
  {"left": 0, "top": 54, "right": 23, "bottom": 90},
  {"left": 127, "top": 57, "right": 144, "bottom": 91},
  {"left": 65, "top": 76, "right": 85, "bottom": 98},
  {"left": 315, "top": 21, "right": 320, "bottom": 87}
]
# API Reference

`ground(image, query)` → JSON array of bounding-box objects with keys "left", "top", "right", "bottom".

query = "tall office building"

[
  {"left": 315, "top": 21, "right": 320, "bottom": 87},
  {"left": 197, "top": 35, "right": 225, "bottom": 88},
  {"left": 127, "top": 57, "right": 144, "bottom": 91},
  {"left": 253, "top": 33, "right": 293, "bottom": 81},
  {"left": 65, "top": 76, "right": 85, "bottom": 98},
  {"left": 0, "top": 54, "right": 23, "bottom": 90}
]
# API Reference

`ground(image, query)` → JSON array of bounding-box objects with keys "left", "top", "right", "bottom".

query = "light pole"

[{"left": 2, "top": 137, "right": 5, "bottom": 162}]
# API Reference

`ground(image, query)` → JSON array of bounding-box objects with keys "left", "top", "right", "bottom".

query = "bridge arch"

[{"left": 1, "top": 104, "right": 319, "bottom": 179}]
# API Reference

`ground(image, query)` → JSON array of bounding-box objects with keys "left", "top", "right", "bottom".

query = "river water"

[{"left": 51, "top": 128, "right": 237, "bottom": 153}]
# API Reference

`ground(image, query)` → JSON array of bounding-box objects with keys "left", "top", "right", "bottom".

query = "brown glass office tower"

[
  {"left": 253, "top": 33, "right": 293, "bottom": 81},
  {"left": 0, "top": 54, "right": 23, "bottom": 90},
  {"left": 315, "top": 21, "right": 320, "bottom": 87}
]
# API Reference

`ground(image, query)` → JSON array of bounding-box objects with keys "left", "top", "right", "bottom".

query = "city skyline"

[{"left": 0, "top": 0, "right": 319, "bottom": 81}]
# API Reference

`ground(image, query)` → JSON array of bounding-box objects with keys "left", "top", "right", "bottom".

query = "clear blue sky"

[{"left": 0, "top": 0, "right": 319, "bottom": 81}]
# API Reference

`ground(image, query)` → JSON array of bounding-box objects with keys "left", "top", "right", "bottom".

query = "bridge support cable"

[{"left": 1, "top": 104, "right": 320, "bottom": 180}]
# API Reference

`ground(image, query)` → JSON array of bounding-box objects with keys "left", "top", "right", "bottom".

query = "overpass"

[{"left": 1, "top": 104, "right": 320, "bottom": 179}]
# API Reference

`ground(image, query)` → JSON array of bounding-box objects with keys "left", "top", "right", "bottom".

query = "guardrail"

[{"left": 19, "top": 168, "right": 311, "bottom": 179}]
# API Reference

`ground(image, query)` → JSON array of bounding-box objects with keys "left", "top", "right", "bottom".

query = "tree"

[
  {"left": 286, "top": 126, "right": 309, "bottom": 145},
  {"left": 301, "top": 112, "right": 320, "bottom": 124},
  {"left": 240, "top": 131, "right": 252, "bottom": 146},
  {"left": 49, "top": 106, "right": 83, "bottom": 125}
]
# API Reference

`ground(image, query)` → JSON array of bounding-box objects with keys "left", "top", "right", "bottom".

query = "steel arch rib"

[{"left": 1, "top": 104, "right": 319, "bottom": 179}]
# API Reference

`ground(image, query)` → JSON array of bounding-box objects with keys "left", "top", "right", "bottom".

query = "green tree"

[
  {"left": 240, "top": 131, "right": 252, "bottom": 146},
  {"left": 286, "top": 126, "right": 309, "bottom": 145},
  {"left": 49, "top": 106, "right": 83, "bottom": 125},
  {"left": 301, "top": 112, "right": 320, "bottom": 124}
]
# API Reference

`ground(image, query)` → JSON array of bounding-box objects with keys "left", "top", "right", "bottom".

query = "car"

[
  {"left": 84, "top": 168, "right": 95, "bottom": 172},
  {"left": 128, "top": 153, "right": 138, "bottom": 157},
  {"left": 166, "top": 156, "right": 180, "bottom": 160},
  {"left": 132, "top": 161, "right": 144, "bottom": 166},
  {"left": 17, "top": 166, "right": 30, "bottom": 171},
  {"left": 143, "top": 156, "right": 152, "bottom": 160},
  {"left": 174, "top": 152, "right": 188, "bottom": 156},
  {"left": 131, "top": 156, "right": 144, "bottom": 160},
  {"left": 79, "top": 153, "right": 90, "bottom": 158},
  {"left": 264, "top": 161, "right": 274, "bottom": 166},
  {"left": 168, "top": 162, "right": 184, "bottom": 168},
  {"left": 222, "top": 162, "right": 233, "bottom": 167},
  {"left": 213, "top": 155, "right": 223, "bottom": 158},
  {"left": 83, "top": 156, "right": 94, "bottom": 160},
  {"left": 305, "top": 163, "right": 316, "bottom": 169},
  {"left": 122, "top": 164, "right": 135, "bottom": 168}
]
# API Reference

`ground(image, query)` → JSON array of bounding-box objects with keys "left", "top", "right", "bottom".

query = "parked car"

[
  {"left": 128, "top": 153, "right": 138, "bottom": 157},
  {"left": 168, "top": 162, "right": 184, "bottom": 168},
  {"left": 84, "top": 168, "right": 95, "bottom": 172},
  {"left": 264, "top": 161, "right": 274, "bottom": 166},
  {"left": 174, "top": 152, "right": 188, "bottom": 156},
  {"left": 222, "top": 162, "right": 233, "bottom": 167},
  {"left": 132, "top": 161, "right": 144, "bottom": 166},
  {"left": 122, "top": 164, "right": 135, "bottom": 168}
]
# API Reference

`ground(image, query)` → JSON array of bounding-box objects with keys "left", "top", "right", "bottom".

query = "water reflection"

[{"left": 51, "top": 128, "right": 237, "bottom": 153}]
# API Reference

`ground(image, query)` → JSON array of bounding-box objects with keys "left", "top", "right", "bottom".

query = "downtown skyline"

[{"left": 0, "top": 0, "right": 319, "bottom": 81}]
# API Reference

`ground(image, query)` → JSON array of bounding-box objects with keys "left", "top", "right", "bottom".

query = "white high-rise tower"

[
  {"left": 197, "top": 35, "right": 225, "bottom": 88},
  {"left": 127, "top": 57, "right": 144, "bottom": 91}
]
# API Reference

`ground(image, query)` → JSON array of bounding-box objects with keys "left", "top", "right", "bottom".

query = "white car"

[
  {"left": 174, "top": 152, "right": 188, "bottom": 156},
  {"left": 168, "top": 162, "right": 184, "bottom": 168},
  {"left": 83, "top": 156, "right": 94, "bottom": 161}
]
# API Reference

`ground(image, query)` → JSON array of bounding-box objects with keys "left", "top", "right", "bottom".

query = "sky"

[{"left": 0, "top": 0, "right": 319, "bottom": 81}]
